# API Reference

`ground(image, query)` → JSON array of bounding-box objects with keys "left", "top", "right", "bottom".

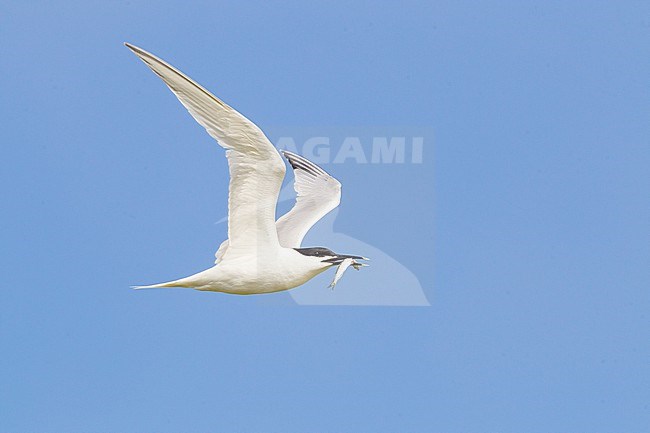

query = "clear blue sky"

[{"left": 1, "top": 1, "right": 649, "bottom": 432}]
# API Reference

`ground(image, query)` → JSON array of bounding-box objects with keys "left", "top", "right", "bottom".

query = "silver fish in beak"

[{"left": 327, "top": 256, "right": 369, "bottom": 289}]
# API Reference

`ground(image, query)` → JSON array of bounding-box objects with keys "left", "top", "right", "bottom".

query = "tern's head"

[{"left": 294, "top": 247, "right": 369, "bottom": 270}]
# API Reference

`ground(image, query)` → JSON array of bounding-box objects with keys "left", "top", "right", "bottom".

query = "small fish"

[{"left": 329, "top": 258, "right": 355, "bottom": 289}]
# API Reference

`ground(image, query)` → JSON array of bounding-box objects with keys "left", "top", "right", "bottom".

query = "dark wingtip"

[
  {"left": 281, "top": 151, "right": 325, "bottom": 176},
  {"left": 281, "top": 150, "right": 300, "bottom": 166},
  {"left": 281, "top": 150, "right": 300, "bottom": 170},
  {"left": 124, "top": 42, "right": 138, "bottom": 51},
  {"left": 124, "top": 43, "right": 152, "bottom": 59}
]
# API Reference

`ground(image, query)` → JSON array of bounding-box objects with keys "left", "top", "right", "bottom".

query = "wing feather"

[
  {"left": 125, "top": 43, "right": 285, "bottom": 254},
  {"left": 215, "top": 151, "right": 342, "bottom": 262},
  {"left": 275, "top": 151, "right": 341, "bottom": 247}
]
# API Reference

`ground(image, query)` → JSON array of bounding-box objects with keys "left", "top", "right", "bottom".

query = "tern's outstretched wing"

[
  {"left": 214, "top": 151, "right": 342, "bottom": 264},
  {"left": 275, "top": 151, "right": 341, "bottom": 248},
  {"left": 125, "top": 43, "right": 285, "bottom": 254}
]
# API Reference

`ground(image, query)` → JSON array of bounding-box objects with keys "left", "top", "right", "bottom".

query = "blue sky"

[{"left": 1, "top": 1, "right": 649, "bottom": 432}]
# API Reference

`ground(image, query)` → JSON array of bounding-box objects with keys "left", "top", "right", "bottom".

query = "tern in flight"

[{"left": 126, "top": 43, "right": 368, "bottom": 294}]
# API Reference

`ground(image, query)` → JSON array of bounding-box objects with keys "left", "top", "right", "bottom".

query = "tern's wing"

[
  {"left": 126, "top": 43, "right": 285, "bottom": 254},
  {"left": 214, "top": 152, "right": 342, "bottom": 263},
  {"left": 214, "top": 238, "right": 229, "bottom": 264},
  {"left": 275, "top": 151, "right": 342, "bottom": 248}
]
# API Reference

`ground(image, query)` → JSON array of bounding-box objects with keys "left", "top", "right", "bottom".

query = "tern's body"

[
  {"left": 126, "top": 43, "right": 367, "bottom": 294},
  {"left": 145, "top": 248, "right": 331, "bottom": 294}
]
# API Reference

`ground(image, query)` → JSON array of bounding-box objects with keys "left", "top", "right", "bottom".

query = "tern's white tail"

[
  {"left": 131, "top": 277, "right": 194, "bottom": 290},
  {"left": 132, "top": 266, "right": 217, "bottom": 290}
]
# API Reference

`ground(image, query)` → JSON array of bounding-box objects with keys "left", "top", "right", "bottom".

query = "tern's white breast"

[{"left": 193, "top": 248, "right": 330, "bottom": 294}]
